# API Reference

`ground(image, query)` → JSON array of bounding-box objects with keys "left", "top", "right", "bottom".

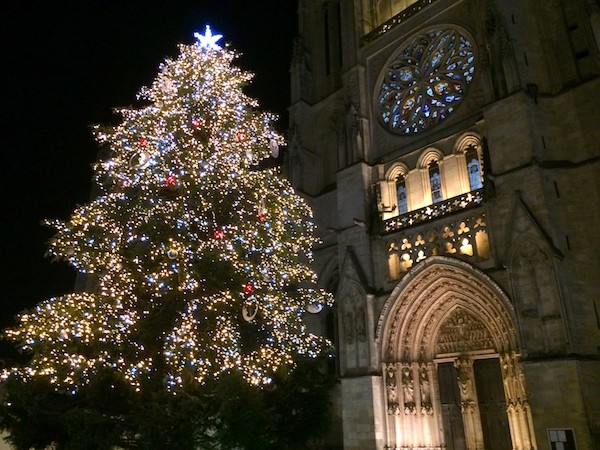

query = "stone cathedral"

[{"left": 287, "top": 0, "right": 600, "bottom": 449}]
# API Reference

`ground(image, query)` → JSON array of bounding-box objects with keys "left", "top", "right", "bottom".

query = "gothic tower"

[{"left": 288, "top": 1, "right": 600, "bottom": 449}]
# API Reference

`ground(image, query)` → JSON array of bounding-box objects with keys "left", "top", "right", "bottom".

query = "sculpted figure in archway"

[
  {"left": 386, "top": 364, "right": 399, "bottom": 414},
  {"left": 419, "top": 363, "right": 432, "bottom": 413},
  {"left": 401, "top": 365, "right": 415, "bottom": 413}
]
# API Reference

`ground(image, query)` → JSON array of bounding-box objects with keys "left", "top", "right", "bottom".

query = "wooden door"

[
  {"left": 474, "top": 358, "right": 512, "bottom": 450},
  {"left": 438, "top": 362, "right": 467, "bottom": 450}
]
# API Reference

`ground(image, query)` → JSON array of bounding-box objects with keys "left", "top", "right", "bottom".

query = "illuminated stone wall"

[{"left": 289, "top": 0, "right": 600, "bottom": 448}]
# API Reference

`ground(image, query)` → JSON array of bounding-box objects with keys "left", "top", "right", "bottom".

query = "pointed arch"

[
  {"left": 377, "top": 256, "right": 518, "bottom": 362},
  {"left": 452, "top": 131, "right": 483, "bottom": 155},
  {"left": 377, "top": 258, "right": 537, "bottom": 450},
  {"left": 417, "top": 147, "right": 444, "bottom": 169},
  {"left": 386, "top": 162, "right": 409, "bottom": 181}
]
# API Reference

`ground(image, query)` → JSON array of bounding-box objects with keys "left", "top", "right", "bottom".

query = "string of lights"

[{"left": 3, "top": 26, "right": 332, "bottom": 392}]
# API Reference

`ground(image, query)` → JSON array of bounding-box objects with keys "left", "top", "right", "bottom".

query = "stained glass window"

[
  {"left": 429, "top": 161, "right": 443, "bottom": 203},
  {"left": 396, "top": 175, "right": 408, "bottom": 214},
  {"left": 465, "top": 145, "right": 482, "bottom": 190},
  {"left": 377, "top": 28, "right": 476, "bottom": 134}
]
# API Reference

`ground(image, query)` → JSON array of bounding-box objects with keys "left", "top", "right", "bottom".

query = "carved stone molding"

[{"left": 378, "top": 257, "right": 517, "bottom": 362}]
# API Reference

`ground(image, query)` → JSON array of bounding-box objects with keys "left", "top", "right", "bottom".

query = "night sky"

[{"left": 1, "top": 1, "right": 298, "bottom": 332}]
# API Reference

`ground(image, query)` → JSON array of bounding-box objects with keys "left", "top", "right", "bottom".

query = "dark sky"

[{"left": 1, "top": 1, "right": 298, "bottom": 330}]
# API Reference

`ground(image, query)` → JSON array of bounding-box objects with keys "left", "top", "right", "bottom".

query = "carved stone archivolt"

[
  {"left": 378, "top": 258, "right": 537, "bottom": 450},
  {"left": 377, "top": 257, "right": 516, "bottom": 362}
]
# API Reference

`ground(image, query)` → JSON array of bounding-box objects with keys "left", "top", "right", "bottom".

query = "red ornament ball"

[
  {"left": 165, "top": 175, "right": 177, "bottom": 187},
  {"left": 213, "top": 229, "right": 225, "bottom": 239},
  {"left": 244, "top": 283, "right": 254, "bottom": 296},
  {"left": 139, "top": 138, "right": 148, "bottom": 147}
]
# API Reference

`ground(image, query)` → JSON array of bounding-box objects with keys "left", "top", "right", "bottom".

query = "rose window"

[{"left": 377, "top": 28, "right": 476, "bottom": 135}]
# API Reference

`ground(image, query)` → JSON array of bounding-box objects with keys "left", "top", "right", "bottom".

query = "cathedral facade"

[{"left": 288, "top": 1, "right": 600, "bottom": 449}]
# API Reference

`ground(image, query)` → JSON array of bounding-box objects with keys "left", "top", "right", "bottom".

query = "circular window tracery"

[{"left": 377, "top": 28, "right": 476, "bottom": 135}]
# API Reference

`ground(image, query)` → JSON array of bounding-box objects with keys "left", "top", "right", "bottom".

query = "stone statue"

[
  {"left": 402, "top": 365, "right": 415, "bottom": 413},
  {"left": 455, "top": 358, "right": 474, "bottom": 412},
  {"left": 419, "top": 364, "right": 432, "bottom": 413},
  {"left": 386, "top": 364, "right": 399, "bottom": 414}
]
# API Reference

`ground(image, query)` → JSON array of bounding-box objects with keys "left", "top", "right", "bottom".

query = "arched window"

[
  {"left": 465, "top": 144, "right": 482, "bottom": 190},
  {"left": 379, "top": 163, "right": 409, "bottom": 220},
  {"left": 396, "top": 175, "right": 408, "bottom": 214},
  {"left": 454, "top": 134, "right": 484, "bottom": 194},
  {"left": 429, "top": 161, "right": 443, "bottom": 203}
]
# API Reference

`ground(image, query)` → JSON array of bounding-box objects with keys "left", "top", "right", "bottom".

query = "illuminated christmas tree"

[{"left": 3, "top": 26, "right": 332, "bottom": 393}]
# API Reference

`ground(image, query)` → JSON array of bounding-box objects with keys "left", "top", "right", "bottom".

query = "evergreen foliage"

[{"left": 0, "top": 26, "right": 334, "bottom": 449}]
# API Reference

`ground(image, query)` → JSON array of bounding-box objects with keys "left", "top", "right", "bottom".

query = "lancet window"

[
  {"left": 396, "top": 175, "right": 408, "bottom": 214},
  {"left": 428, "top": 160, "right": 443, "bottom": 204},
  {"left": 465, "top": 144, "right": 482, "bottom": 191}
]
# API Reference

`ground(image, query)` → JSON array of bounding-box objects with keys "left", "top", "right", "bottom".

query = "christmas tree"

[{"left": 3, "top": 26, "right": 332, "bottom": 394}]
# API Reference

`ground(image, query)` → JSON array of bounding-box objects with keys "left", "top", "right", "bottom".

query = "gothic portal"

[
  {"left": 288, "top": 0, "right": 600, "bottom": 449},
  {"left": 378, "top": 257, "right": 534, "bottom": 449}
]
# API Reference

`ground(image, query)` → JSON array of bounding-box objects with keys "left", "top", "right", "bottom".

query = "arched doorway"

[{"left": 377, "top": 257, "right": 537, "bottom": 450}]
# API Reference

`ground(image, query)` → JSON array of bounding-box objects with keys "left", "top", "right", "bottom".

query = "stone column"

[{"left": 500, "top": 352, "right": 538, "bottom": 450}]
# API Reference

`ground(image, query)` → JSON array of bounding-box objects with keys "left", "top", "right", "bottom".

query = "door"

[
  {"left": 438, "top": 362, "right": 467, "bottom": 450},
  {"left": 474, "top": 358, "right": 512, "bottom": 450}
]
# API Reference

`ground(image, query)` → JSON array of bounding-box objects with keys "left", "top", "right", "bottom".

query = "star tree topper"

[{"left": 194, "top": 25, "right": 223, "bottom": 50}]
